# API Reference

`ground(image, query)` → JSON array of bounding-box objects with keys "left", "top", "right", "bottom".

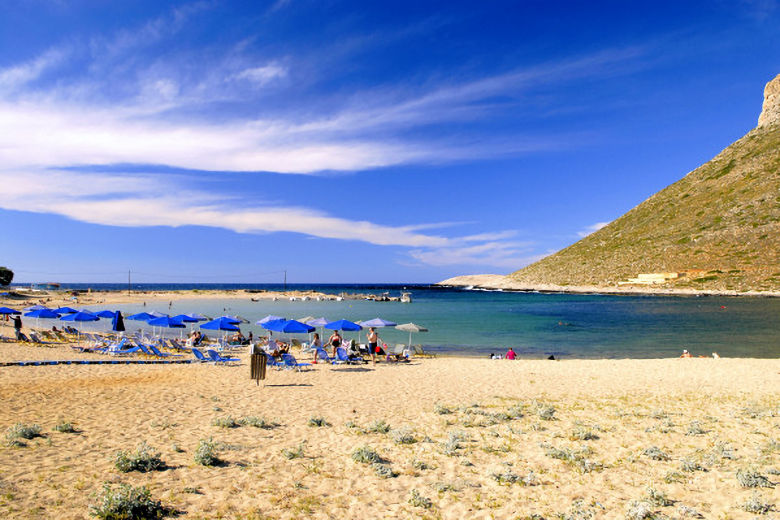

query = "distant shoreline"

[{"left": 435, "top": 274, "right": 780, "bottom": 298}]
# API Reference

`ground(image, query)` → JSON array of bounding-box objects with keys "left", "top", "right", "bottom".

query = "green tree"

[{"left": 0, "top": 267, "right": 13, "bottom": 286}]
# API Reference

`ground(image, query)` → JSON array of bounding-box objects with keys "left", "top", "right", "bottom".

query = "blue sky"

[{"left": 1, "top": 0, "right": 778, "bottom": 284}]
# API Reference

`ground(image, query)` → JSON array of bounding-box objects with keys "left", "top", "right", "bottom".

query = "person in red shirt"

[{"left": 505, "top": 347, "right": 516, "bottom": 360}]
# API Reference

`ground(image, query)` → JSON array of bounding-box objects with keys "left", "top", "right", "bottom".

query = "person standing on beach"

[
  {"left": 367, "top": 327, "right": 379, "bottom": 365},
  {"left": 327, "top": 330, "right": 342, "bottom": 358},
  {"left": 12, "top": 315, "right": 22, "bottom": 340}
]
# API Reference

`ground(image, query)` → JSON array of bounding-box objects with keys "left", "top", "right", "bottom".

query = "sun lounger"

[
  {"left": 335, "top": 347, "right": 362, "bottom": 364},
  {"left": 29, "top": 333, "right": 57, "bottom": 345},
  {"left": 315, "top": 347, "right": 344, "bottom": 365},
  {"left": 206, "top": 349, "right": 240, "bottom": 365},
  {"left": 191, "top": 348, "right": 210, "bottom": 362},
  {"left": 149, "top": 344, "right": 182, "bottom": 358},
  {"left": 264, "top": 352, "right": 284, "bottom": 369},
  {"left": 281, "top": 353, "right": 311, "bottom": 371}
]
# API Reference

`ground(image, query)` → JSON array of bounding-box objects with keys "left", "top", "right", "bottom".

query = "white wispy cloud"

[
  {"left": 408, "top": 241, "right": 542, "bottom": 269},
  {"left": 0, "top": 48, "right": 66, "bottom": 93},
  {"left": 233, "top": 63, "right": 288, "bottom": 86},
  {"left": 0, "top": 6, "right": 647, "bottom": 269},
  {"left": 577, "top": 221, "right": 610, "bottom": 238}
]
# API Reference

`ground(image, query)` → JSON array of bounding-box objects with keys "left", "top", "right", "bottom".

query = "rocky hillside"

[{"left": 505, "top": 74, "right": 780, "bottom": 293}]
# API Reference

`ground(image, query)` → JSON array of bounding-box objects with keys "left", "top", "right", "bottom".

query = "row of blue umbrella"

[{"left": 1, "top": 305, "right": 421, "bottom": 343}]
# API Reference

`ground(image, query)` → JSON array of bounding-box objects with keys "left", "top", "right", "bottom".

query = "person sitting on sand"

[
  {"left": 505, "top": 347, "right": 516, "bottom": 360},
  {"left": 680, "top": 349, "right": 692, "bottom": 358}
]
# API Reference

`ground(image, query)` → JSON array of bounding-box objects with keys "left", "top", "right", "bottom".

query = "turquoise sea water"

[{"left": 38, "top": 283, "right": 778, "bottom": 359}]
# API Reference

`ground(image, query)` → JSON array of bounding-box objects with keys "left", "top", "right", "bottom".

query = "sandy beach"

[
  {"left": 2, "top": 289, "right": 346, "bottom": 309},
  {"left": 0, "top": 338, "right": 777, "bottom": 519}
]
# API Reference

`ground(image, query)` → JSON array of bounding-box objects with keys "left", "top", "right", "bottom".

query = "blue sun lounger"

[
  {"left": 281, "top": 353, "right": 312, "bottom": 371},
  {"left": 149, "top": 344, "right": 183, "bottom": 358},
  {"left": 206, "top": 349, "right": 240, "bottom": 364},
  {"left": 191, "top": 347, "right": 210, "bottom": 362},
  {"left": 315, "top": 347, "right": 344, "bottom": 365}
]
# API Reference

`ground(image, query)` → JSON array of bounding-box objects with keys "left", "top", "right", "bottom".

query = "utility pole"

[
  {"left": 283, "top": 270, "right": 287, "bottom": 292},
  {"left": 128, "top": 269, "right": 131, "bottom": 293}
]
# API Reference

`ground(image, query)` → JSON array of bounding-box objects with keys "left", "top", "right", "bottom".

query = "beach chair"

[
  {"left": 191, "top": 348, "right": 210, "bottom": 362},
  {"left": 149, "top": 344, "right": 182, "bottom": 358},
  {"left": 315, "top": 347, "right": 344, "bottom": 365},
  {"left": 54, "top": 331, "right": 71, "bottom": 343},
  {"left": 167, "top": 338, "right": 188, "bottom": 351},
  {"left": 39, "top": 330, "right": 61, "bottom": 341},
  {"left": 335, "top": 347, "right": 361, "bottom": 364},
  {"left": 206, "top": 349, "right": 240, "bottom": 365},
  {"left": 29, "top": 332, "right": 57, "bottom": 345},
  {"left": 281, "top": 353, "right": 312, "bottom": 371},
  {"left": 264, "top": 352, "right": 284, "bottom": 370},
  {"left": 413, "top": 345, "right": 435, "bottom": 358},
  {"left": 103, "top": 339, "right": 142, "bottom": 356},
  {"left": 133, "top": 341, "right": 159, "bottom": 358}
]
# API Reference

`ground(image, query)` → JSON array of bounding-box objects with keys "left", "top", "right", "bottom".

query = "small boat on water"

[{"left": 400, "top": 292, "right": 412, "bottom": 303}]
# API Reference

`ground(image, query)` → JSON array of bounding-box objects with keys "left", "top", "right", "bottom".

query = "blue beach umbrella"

[
  {"left": 260, "top": 318, "right": 287, "bottom": 331},
  {"left": 173, "top": 313, "right": 203, "bottom": 335},
  {"left": 148, "top": 315, "right": 185, "bottom": 338},
  {"left": 0, "top": 306, "right": 21, "bottom": 333},
  {"left": 24, "top": 308, "right": 61, "bottom": 329},
  {"left": 54, "top": 306, "right": 78, "bottom": 314},
  {"left": 60, "top": 310, "right": 98, "bottom": 322},
  {"left": 262, "top": 319, "right": 314, "bottom": 334},
  {"left": 357, "top": 317, "right": 397, "bottom": 343},
  {"left": 147, "top": 310, "right": 167, "bottom": 319},
  {"left": 262, "top": 319, "right": 315, "bottom": 346},
  {"left": 359, "top": 317, "right": 397, "bottom": 328},
  {"left": 185, "top": 313, "right": 210, "bottom": 321},
  {"left": 126, "top": 312, "right": 155, "bottom": 321},
  {"left": 148, "top": 316, "right": 185, "bottom": 328},
  {"left": 200, "top": 317, "right": 240, "bottom": 332},
  {"left": 325, "top": 319, "right": 362, "bottom": 332},
  {"left": 60, "top": 310, "right": 100, "bottom": 341},
  {"left": 172, "top": 314, "right": 199, "bottom": 323},
  {"left": 112, "top": 311, "right": 126, "bottom": 333},
  {"left": 24, "top": 304, "right": 49, "bottom": 312},
  {"left": 95, "top": 310, "right": 117, "bottom": 318},
  {"left": 24, "top": 309, "right": 60, "bottom": 318},
  {"left": 218, "top": 315, "right": 242, "bottom": 324}
]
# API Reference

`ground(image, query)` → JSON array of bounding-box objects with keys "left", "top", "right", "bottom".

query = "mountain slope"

[{"left": 505, "top": 74, "right": 780, "bottom": 293}]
